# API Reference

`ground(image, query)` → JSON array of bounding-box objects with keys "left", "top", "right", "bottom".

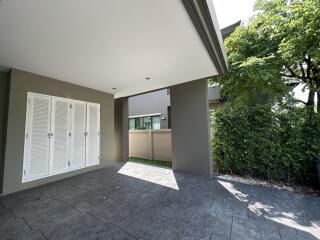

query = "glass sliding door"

[
  {"left": 135, "top": 118, "right": 142, "bottom": 129},
  {"left": 129, "top": 118, "right": 135, "bottom": 130},
  {"left": 143, "top": 117, "right": 152, "bottom": 130},
  {"left": 152, "top": 116, "right": 160, "bottom": 129}
]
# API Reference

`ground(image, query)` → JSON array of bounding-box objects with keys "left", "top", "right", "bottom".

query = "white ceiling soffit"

[{"left": 0, "top": 0, "right": 226, "bottom": 98}]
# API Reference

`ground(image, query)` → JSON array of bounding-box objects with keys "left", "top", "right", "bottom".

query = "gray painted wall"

[
  {"left": 170, "top": 79, "right": 212, "bottom": 177},
  {"left": 114, "top": 98, "right": 129, "bottom": 162},
  {"left": 2, "top": 69, "right": 115, "bottom": 195},
  {"left": 0, "top": 72, "right": 9, "bottom": 193},
  {"left": 129, "top": 89, "right": 170, "bottom": 129}
]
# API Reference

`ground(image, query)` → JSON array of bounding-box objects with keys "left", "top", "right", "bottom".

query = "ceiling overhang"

[
  {"left": 182, "top": 0, "right": 227, "bottom": 75},
  {"left": 0, "top": 0, "right": 227, "bottom": 98}
]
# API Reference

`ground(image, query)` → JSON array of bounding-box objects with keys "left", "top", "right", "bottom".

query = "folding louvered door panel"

[
  {"left": 69, "top": 100, "right": 86, "bottom": 170},
  {"left": 86, "top": 103, "right": 100, "bottom": 166},
  {"left": 23, "top": 93, "right": 100, "bottom": 183},
  {"left": 49, "top": 97, "right": 71, "bottom": 175},
  {"left": 23, "top": 93, "right": 51, "bottom": 182}
]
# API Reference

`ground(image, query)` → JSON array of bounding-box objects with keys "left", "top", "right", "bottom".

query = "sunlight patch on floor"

[
  {"left": 118, "top": 162, "right": 179, "bottom": 190},
  {"left": 217, "top": 180, "right": 320, "bottom": 238},
  {"left": 217, "top": 180, "right": 249, "bottom": 202}
]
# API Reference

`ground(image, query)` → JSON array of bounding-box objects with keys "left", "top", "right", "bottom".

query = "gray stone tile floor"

[{"left": 1, "top": 161, "right": 320, "bottom": 240}]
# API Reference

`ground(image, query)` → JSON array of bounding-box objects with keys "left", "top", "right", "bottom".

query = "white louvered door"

[
  {"left": 49, "top": 97, "right": 71, "bottom": 175},
  {"left": 70, "top": 100, "right": 86, "bottom": 169},
  {"left": 23, "top": 93, "right": 51, "bottom": 182},
  {"left": 86, "top": 103, "right": 100, "bottom": 166},
  {"left": 23, "top": 93, "right": 101, "bottom": 183}
]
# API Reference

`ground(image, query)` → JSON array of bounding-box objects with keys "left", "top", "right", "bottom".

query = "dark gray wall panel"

[
  {"left": 170, "top": 79, "right": 212, "bottom": 177},
  {"left": 2, "top": 69, "right": 115, "bottom": 195},
  {"left": 114, "top": 98, "right": 128, "bottom": 162},
  {"left": 0, "top": 72, "right": 9, "bottom": 194}
]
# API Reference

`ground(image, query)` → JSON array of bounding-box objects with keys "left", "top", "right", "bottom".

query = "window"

[
  {"left": 129, "top": 115, "right": 161, "bottom": 130},
  {"left": 129, "top": 119, "right": 135, "bottom": 130},
  {"left": 135, "top": 118, "right": 143, "bottom": 129},
  {"left": 143, "top": 117, "right": 152, "bottom": 130},
  {"left": 152, "top": 116, "right": 160, "bottom": 129}
]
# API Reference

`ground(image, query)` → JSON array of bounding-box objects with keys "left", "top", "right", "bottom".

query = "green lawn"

[{"left": 129, "top": 157, "right": 172, "bottom": 168}]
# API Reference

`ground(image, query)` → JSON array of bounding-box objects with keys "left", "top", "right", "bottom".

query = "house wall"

[
  {"left": 128, "top": 89, "right": 170, "bottom": 129},
  {"left": 170, "top": 79, "right": 212, "bottom": 177},
  {"left": 0, "top": 72, "right": 10, "bottom": 193},
  {"left": 208, "top": 85, "right": 220, "bottom": 101},
  {"left": 2, "top": 69, "right": 115, "bottom": 195}
]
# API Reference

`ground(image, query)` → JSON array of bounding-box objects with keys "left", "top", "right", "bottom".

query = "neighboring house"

[
  {"left": 220, "top": 20, "right": 241, "bottom": 39},
  {"left": 128, "top": 85, "right": 221, "bottom": 129},
  {"left": 208, "top": 84, "right": 222, "bottom": 111},
  {"left": 128, "top": 22, "right": 240, "bottom": 130},
  {"left": 0, "top": 1, "right": 227, "bottom": 195},
  {"left": 129, "top": 89, "right": 171, "bottom": 130}
]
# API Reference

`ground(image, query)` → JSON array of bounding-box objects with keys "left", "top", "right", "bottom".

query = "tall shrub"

[{"left": 212, "top": 104, "right": 320, "bottom": 186}]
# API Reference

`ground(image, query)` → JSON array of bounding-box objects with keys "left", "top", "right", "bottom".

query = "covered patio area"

[{"left": 1, "top": 162, "right": 319, "bottom": 240}]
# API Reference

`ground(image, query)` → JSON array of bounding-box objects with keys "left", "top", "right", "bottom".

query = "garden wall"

[{"left": 129, "top": 129, "right": 172, "bottom": 162}]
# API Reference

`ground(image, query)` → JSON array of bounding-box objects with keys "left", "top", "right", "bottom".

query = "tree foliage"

[{"left": 214, "top": 0, "right": 320, "bottom": 109}]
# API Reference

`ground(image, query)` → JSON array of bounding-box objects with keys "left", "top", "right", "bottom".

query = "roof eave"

[{"left": 181, "top": 0, "right": 228, "bottom": 75}]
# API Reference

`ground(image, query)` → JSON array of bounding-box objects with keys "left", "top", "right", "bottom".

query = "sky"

[{"left": 212, "top": 0, "right": 256, "bottom": 28}]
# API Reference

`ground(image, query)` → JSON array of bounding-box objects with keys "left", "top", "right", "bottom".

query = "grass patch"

[{"left": 129, "top": 157, "right": 172, "bottom": 168}]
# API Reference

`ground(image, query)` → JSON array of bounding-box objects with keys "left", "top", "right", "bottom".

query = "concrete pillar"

[
  {"left": 0, "top": 72, "right": 9, "bottom": 194},
  {"left": 148, "top": 130, "right": 153, "bottom": 160},
  {"left": 114, "top": 97, "right": 129, "bottom": 162},
  {"left": 170, "top": 79, "right": 212, "bottom": 177}
]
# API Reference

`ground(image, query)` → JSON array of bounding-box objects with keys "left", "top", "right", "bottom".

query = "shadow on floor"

[{"left": 0, "top": 161, "right": 319, "bottom": 240}]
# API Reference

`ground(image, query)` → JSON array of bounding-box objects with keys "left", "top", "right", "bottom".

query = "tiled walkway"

[{"left": 1, "top": 161, "right": 320, "bottom": 240}]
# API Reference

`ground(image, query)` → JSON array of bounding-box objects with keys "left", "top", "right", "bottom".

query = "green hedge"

[{"left": 212, "top": 104, "right": 320, "bottom": 186}]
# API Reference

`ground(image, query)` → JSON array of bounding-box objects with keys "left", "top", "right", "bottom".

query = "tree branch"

[
  {"left": 280, "top": 73, "right": 304, "bottom": 81},
  {"left": 283, "top": 64, "right": 307, "bottom": 83},
  {"left": 299, "top": 63, "right": 306, "bottom": 79},
  {"left": 294, "top": 99, "right": 307, "bottom": 105},
  {"left": 304, "top": 55, "right": 311, "bottom": 79},
  {"left": 285, "top": 64, "right": 299, "bottom": 78}
]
